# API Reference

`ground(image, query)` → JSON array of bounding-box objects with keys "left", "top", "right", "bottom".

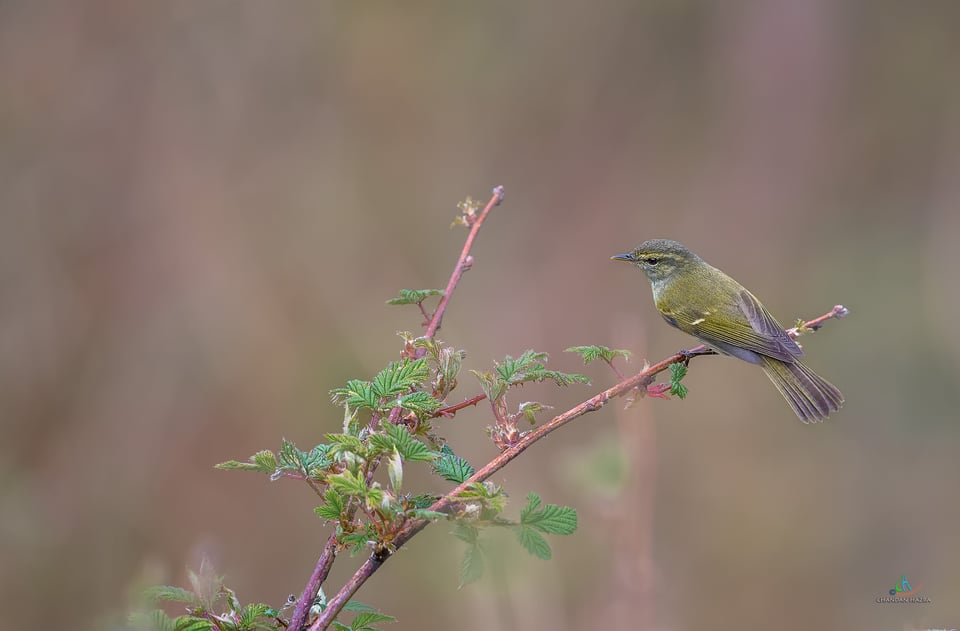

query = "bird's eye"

[{"left": 646, "top": 257, "right": 659, "bottom": 265}]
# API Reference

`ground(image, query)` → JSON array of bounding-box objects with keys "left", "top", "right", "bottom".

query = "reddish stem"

[
  {"left": 290, "top": 188, "right": 503, "bottom": 631},
  {"left": 423, "top": 187, "right": 504, "bottom": 340},
  {"left": 434, "top": 394, "right": 487, "bottom": 417}
]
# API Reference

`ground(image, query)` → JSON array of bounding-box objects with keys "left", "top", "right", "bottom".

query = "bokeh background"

[{"left": 3, "top": 2, "right": 960, "bottom": 630}]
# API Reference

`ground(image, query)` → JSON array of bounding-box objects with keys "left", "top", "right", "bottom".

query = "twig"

[
  {"left": 289, "top": 187, "right": 504, "bottom": 631},
  {"left": 312, "top": 305, "right": 846, "bottom": 629},
  {"left": 434, "top": 394, "right": 487, "bottom": 418},
  {"left": 423, "top": 186, "right": 504, "bottom": 340}
]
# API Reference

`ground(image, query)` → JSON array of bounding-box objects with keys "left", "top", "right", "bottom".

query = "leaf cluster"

[
  {"left": 453, "top": 492, "right": 578, "bottom": 587},
  {"left": 472, "top": 350, "right": 588, "bottom": 430},
  {"left": 565, "top": 345, "right": 632, "bottom": 365}
]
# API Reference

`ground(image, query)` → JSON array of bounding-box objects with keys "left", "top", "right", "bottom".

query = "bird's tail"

[{"left": 760, "top": 357, "right": 844, "bottom": 422}]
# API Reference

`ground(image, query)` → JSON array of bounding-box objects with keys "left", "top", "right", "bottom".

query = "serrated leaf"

[
  {"left": 214, "top": 449, "right": 276, "bottom": 474},
  {"left": 433, "top": 448, "right": 475, "bottom": 484},
  {"left": 174, "top": 616, "right": 215, "bottom": 631},
  {"left": 330, "top": 380, "right": 379, "bottom": 411},
  {"left": 669, "top": 362, "right": 689, "bottom": 399},
  {"left": 528, "top": 505, "right": 578, "bottom": 535},
  {"left": 342, "top": 600, "right": 377, "bottom": 613},
  {"left": 350, "top": 611, "right": 397, "bottom": 629},
  {"left": 520, "top": 492, "right": 578, "bottom": 535},
  {"left": 565, "top": 345, "right": 632, "bottom": 365},
  {"left": 409, "top": 493, "right": 438, "bottom": 509},
  {"left": 325, "top": 434, "right": 366, "bottom": 460},
  {"left": 276, "top": 439, "right": 302, "bottom": 470},
  {"left": 372, "top": 358, "right": 429, "bottom": 398},
  {"left": 459, "top": 542, "right": 485, "bottom": 587},
  {"left": 395, "top": 391, "right": 442, "bottom": 418},
  {"left": 386, "top": 288, "right": 444, "bottom": 305},
  {"left": 143, "top": 585, "right": 199, "bottom": 606},
  {"left": 328, "top": 469, "right": 367, "bottom": 496},
  {"left": 515, "top": 525, "right": 552, "bottom": 560},
  {"left": 517, "top": 401, "right": 551, "bottom": 425},
  {"left": 315, "top": 489, "right": 346, "bottom": 521},
  {"left": 364, "top": 485, "right": 385, "bottom": 511},
  {"left": 238, "top": 603, "right": 271, "bottom": 628},
  {"left": 519, "top": 492, "right": 542, "bottom": 522},
  {"left": 470, "top": 369, "right": 505, "bottom": 402},
  {"left": 452, "top": 523, "right": 479, "bottom": 544},
  {"left": 383, "top": 423, "right": 434, "bottom": 462},
  {"left": 340, "top": 528, "right": 376, "bottom": 555}
]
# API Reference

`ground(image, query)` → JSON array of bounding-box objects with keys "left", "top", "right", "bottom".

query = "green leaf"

[
  {"left": 215, "top": 450, "right": 276, "bottom": 474},
  {"left": 315, "top": 489, "right": 346, "bottom": 521},
  {"left": 340, "top": 527, "right": 376, "bottom": 554},
  {"left": 328, "top": 469, "right": 367, "bottom": 496},
  {"left": 372, "top": 358, "right": 429, "bottom": 398},
  {"left": 515, "top": 525, "right": 552, "bottom": 560},
  {"left": 669, "top": 362, "right": 689, "bottom": 399},
  {"left": 409, "top": 493, "right": 438, "bottom": 509},
  {"left": 239, "top": 603, "right": 271, "bottom": 627},
  {"left": 350, "top": 611, "right": 397, "bottom": 629},
  {"left": 325, "top": 434, "right": 366, "bottom": 460},
  {"left": 395, "top": 391, "right": 442, "bottom": 418},
  {"left": 331, "top": 380, "right": 379, "bottom": 411},
  {"left": 452, "top": 523, "right": 479, "bottom": 544},
  {"left": 565, "top": 345, "right": 632, "bottom": 365},
  {"left": 174, "top": 616, "right": 215, "bottom": 631},
  {"left": 143, "top": 585, "right": 199, "bottom": 606},
  {"left": 383, "top": 423, "right": 435, "bottom": 462},
  {"left": 342, "top": 600, "right": 377, "bottom": 613},
  {"left": 273, "top": 440, "right": 333, "bottom": 478},
  {"left": 517, "top": 401, "right": 551, "bottom": 425},
  {"left": 386, "top": 288, "right": 444, "bottom": 305},
  {"left": 477, "top": 350, "right": 590, "bottom": 404},
  {"left": 459, "top": 540, "right": 485, "bottom": 587},
  {"left": 520, "top": 492, "right": 578, "bottom": 534},
  {"left": 433, "top": 446, "right": 475, "bottom": 483},
  {"left": 519, "top": 492, "right": 541, "bottom": 521}
]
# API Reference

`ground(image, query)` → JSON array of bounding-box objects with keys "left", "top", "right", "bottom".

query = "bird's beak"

[{"left": 611, "top": 252, "right": 635, "bottom": 262}]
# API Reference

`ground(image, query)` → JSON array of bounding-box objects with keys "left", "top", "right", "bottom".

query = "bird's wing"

[{"left": 670, "top": 289, "right": 802, "bottom": 362}]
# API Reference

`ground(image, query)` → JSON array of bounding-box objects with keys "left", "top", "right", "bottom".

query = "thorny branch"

[{"left": 288, "top": 186, "right": 504, "bottom": 631}]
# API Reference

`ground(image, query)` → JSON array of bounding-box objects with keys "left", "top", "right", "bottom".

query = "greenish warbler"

[{"left": 612, "top": 239, "right": 843, "bottom": 422}]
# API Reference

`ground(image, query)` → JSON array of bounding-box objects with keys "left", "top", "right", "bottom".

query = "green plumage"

[{"left": 613, "top": 239, "right": 843, "bottom": 422}]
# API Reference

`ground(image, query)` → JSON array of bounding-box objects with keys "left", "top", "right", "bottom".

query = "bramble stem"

[
  {"left": 434, "top": 394, "right": 487, "bottom": 417},
  {"left": 312, "top": 306, "right": 845, "bottom": 629},
  {"left": 289, "top": 187, "right": 504, "bottom": 631},
  {"left": 423, "top": 186, "right": 504, "bottom": 340}
]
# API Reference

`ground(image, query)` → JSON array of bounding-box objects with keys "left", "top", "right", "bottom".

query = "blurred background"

[{"left": 2, "top": 2, "right": 959, "bottom": 630}]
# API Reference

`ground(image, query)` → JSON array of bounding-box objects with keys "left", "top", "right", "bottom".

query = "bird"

[{"left": 612, "top": 239, "right": 843, "bottom": 422}]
